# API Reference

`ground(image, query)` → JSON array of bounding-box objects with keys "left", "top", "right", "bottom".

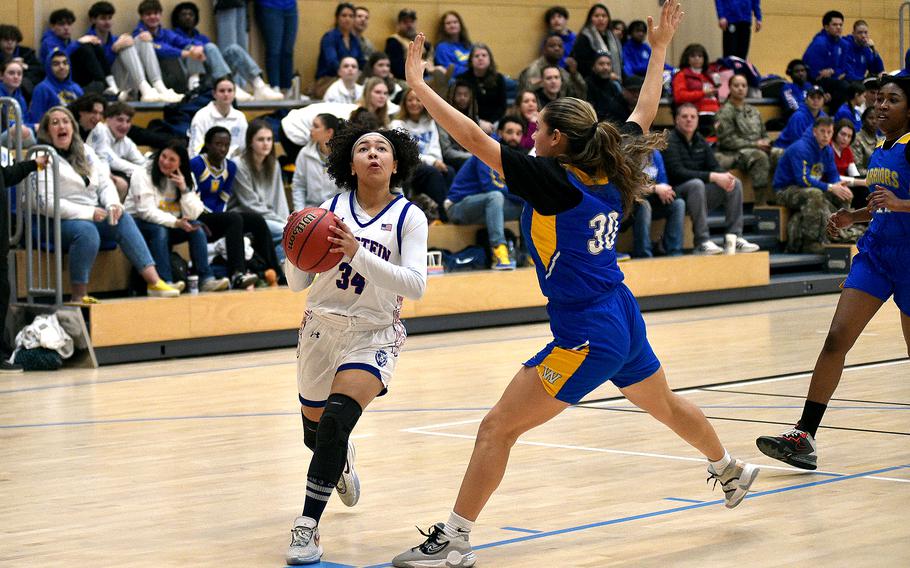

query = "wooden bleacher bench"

[
  {"left": 130, "top": 99, "right": 311, "bottom": 129},
  {"left": 753, "top": 205, "right": 789, "bottom": 243},
  {"left": 653, "top": 97, "right": 781, "bottom": 128}
]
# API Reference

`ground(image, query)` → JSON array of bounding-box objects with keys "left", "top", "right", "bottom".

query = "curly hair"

[
  {"left": 325, "top": 126, "right": 420, "bottom": 192},
  {"left": 541, "top": 97, "right": 667, "bottom": 218}
]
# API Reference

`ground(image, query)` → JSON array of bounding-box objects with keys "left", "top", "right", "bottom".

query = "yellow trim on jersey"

[
  {"left": 531, "top": 210, "right": 558, "bottom": 269},
  {"left": 537, "top": 345, "right": 590, "bottom": 397},
  {"left": 564, "top": 164, "right": 609, "bottom": 186},
  {"left": 898, "top": 132, "right": 910, "bottom": 145},
  {"left": 876, "top": 138, "right": 886, "bottom": 149}
]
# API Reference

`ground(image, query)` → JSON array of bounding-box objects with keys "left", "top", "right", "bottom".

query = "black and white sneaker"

[
  {"left": 392, "top": 523, "right": 476, "bottom": 568},
  {"left": 286, "top": 516, "right": 322, "bottom": 565},
  {"left": 0, "top": 360, "right": 23, "bottom": 374},
  {"left": 230, "top": 272, "right": 258, "bottom": 290},
  {"left": 335, "top": 440, "right": 360, "bottom": 507},
  {"left": 756, "top": 428, "right": 818, "bottom": 470}
]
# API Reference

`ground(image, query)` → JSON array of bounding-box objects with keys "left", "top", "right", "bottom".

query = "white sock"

[
  {"left": 188, "top": 74, "right": 200, "bottom": 91},
  {"left": 709, "top": 451, "right": 732, "bottom": 474},
  {"left": 443, "top": 511, "right": 473, "bottom": 538},
  {"left": 105, "top": 75, "right": 118, "bottom": 90}
]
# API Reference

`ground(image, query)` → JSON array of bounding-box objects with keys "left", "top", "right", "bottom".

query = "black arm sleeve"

[
  {"left": 500, "top": 147, "right": 581, "bottom": 215},
  {"left": 1, "top": 160, "right": 38, "bottom": 188}
]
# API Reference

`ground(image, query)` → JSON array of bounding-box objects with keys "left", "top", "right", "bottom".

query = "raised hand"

[
  {"left": 405, "top": 33, "right": 428, "bottom": 89},
  {"left": 648, "top": 0, "right": 684, "bottom": 50}
]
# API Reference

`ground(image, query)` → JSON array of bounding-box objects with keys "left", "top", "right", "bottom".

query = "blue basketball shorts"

[
  {"left": 843, "top": 234, "right": 910, "bottom": 316},
  {"left": 524, "top": 284, "right": 661, "bottom": 404}
]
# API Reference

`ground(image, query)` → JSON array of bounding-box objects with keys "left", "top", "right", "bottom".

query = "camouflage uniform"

[
  {"left": 714, "top": 101, "right": 784, "bottom": 205},
  {"left": 850, "top": 127, "right": 879, "bottom": 176},
  {"left": 775, "top": 186, "right": 852, "bottom": 253}
]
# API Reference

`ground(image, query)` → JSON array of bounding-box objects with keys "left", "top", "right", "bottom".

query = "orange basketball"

[{"left": 283, "top": 207, "right": 344, "bottom": 273}]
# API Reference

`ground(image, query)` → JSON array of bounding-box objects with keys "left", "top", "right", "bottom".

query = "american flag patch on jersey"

[{"left": 381, "top": 223, "right": 393, "bottom": 231}]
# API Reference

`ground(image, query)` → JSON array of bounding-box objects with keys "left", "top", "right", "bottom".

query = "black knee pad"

[
  {"left": 308, "top": 394, "right": 363, "bottom": 482},
  {"left": 302, "top": 414, "right": 319, "bottom": 451}
]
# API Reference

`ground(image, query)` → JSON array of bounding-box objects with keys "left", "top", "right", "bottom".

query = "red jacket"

[{"left": 672, "top": 68, "right": 720, "bottom": 113}]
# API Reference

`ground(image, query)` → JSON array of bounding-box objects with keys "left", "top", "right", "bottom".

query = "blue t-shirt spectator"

[
  {"left": 435, "top": 42, "right": 471, "bottom": 77},
  {"left": 316, "top": 28, "right": 364, "bottom": 79}
]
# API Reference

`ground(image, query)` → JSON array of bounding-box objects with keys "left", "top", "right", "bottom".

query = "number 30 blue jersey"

[{"left": 522, "top": 165, "right": 625, "bottom": 305}]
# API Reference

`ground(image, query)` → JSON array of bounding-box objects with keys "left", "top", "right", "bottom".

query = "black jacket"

[{"left": 662, "top": 128, "right": 724, "bottom": 186}]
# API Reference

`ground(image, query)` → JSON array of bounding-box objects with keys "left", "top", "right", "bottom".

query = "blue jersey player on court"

[
  {"left": 757, "top": 75, "right": 910, "bottom": 470},
  {"left": 392, "top": 3, "right": 760, "bottom": 567}
]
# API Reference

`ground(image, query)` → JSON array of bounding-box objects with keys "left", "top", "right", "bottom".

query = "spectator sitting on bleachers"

[
  {"left": 385, "top": 9, "right": 423, "bottom": 81},
  {"left": 834, "top": 82, "right": 864, "bottom": 132},
  {"left": 456, "top": 44, "right": 507, "bottom": 130},
  {"left": 851, "top": 106, "right": 879, "bottom": 176},
  {"left": 0, "top": 60, "right": 37, "bottom": 147},
  {"left": 672, "top": 43, "right": 720, "bottom": 136},
  {"left": 134, "top": 0, "right": 203, "bottom": 93},
  {"left": 780, "top": 59, "right": 814, "bottom": 119},
  {"left": 29, "top": 52, "right": 83, "bottom": 123},
  {"left": 509, "top": 90, "right": 539, "bottom": 150},
  {"left": 68, "top": 93, "right": 106, "bottom": 142},
  {"left": 280, "top": 102, "right": 356, "bottom": 165},
  {"left": 354, "top": 77, "right": 396, "bottom": 128},
  {"left": 622, "top": 20, "right": 658, "bottom": 79},
  {"left": 438, "top": 80, "right": 480, "bottom": 169},
  {"left": 715, "top": 0, "right": 762, "bottom": 60},
  {"left": 392, "top": 86, "right": 453, "bottom": 221},
  {"left": 861, "top": 77, "right": 879, "bottom": 112},
  {"left": 802, "top": 10, "right": 849, "bottom": 112},
  {"left": 361, "top": 51, "right": 404, "bottom": 103},
  {"left": 586, "top": 51, "right": 630, "bottom": 124},
  {"left": 171, "top": 2, "right": 282, "bottom": 101},
  {"left": 840, "top": 20, "right": 884, "bottom": 83},
  {"left": 570, "top": 4, "right": 622, "bottom": 80},
  {"left": 773, "top": 116, "right": 853, "bottom": 253},
  {"left": 444, "top": 116, "right": 525, "bottom": 269},
  {"left": 354, "top": 6, "right": 374, "bottom": 60},
  {"left": 774, "top": 84, "right": 827, "bottom": 149},
  {"left": 631, "top": 149, "right": 684, "bottom": 258},
  {"left": 0, "top": 24, "right": 44, "bottom": 101},
  {"left": 434, "top": 11, "right": 472, "bottom": 78},
  {"left": 663, "top": 102, "right": 760, "bottom": 255},
  {"left": 322, "top": 56, "right": 364, "bottom": 104},
  {"left": 231, "top": 118, "right": 290, "bottom": 264},
  {"left": 533, "top": 66, "right": 567, "bottom": 109},
  {"left": 831, "top": 119, "right": 867, "bottom": 200},
  {"left": 518, "top": 34, "right": 586, "bottom": 98},
  {"left": 715, "top": 74, "right": 783, "bottom": 205},
  {"left": 316, "top": 3, "right": 364, "bottom": 83},
  {"left": 253, "top": 0, "right": 297, "bottom": 93},
  {"left": 543, "top": 6, "right": 575, "bottom": 68},
  {"left": 188, "top": 76, "right": 247, "bottom": 158},
  {"left": 292, "top": 113, "right": 342, "bottom": 210},
  {"left": 40, "top": 9, "right": 117, "bottom": 96},
  {"left": 190, "top": 125, "right": 278, "bottom": 289},
  {"left": 33, "top": 106, "right": 180, "bottom": 301},
  {"left": 87, "top": 102, "right": 147, "bottom": 202},
  {"left": 86, "top": 1, "right": 182, "bottom": 103},
  {"left": 611, "top": 19, "right": 626, "bottom": 44},
  {"left": 126, "top": 139, "right": 229, "bottom": 292}
]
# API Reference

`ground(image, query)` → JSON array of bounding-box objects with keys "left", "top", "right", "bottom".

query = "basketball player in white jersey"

[{"left": 283, "top": 126, "right": 428, "bottom": 565}]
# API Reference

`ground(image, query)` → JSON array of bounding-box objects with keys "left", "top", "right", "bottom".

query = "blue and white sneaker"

[
  {"left": 286, "top": 516, "right": 322, "bottom": 565},
  {"left": 335, "top": 440, "right": 360, "bottom": 507}
]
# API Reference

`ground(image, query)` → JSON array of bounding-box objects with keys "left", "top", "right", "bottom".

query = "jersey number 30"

[
  {"left": 336, "top": 262, "right": 366, "bottom": 294},
  {"left": 588, "top": 211, "right": 619, "bottom": 254}
]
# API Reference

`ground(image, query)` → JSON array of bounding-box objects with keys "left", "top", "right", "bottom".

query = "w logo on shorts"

[
  {"left": 375, "top": 350, "right": 388, "bottom": 367},
  {"left": 541, "top": 366, "right": 563, "bottom": 384}
]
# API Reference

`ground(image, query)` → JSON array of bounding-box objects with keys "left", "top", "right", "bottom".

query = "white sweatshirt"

[
  {"left": 123, "top": 167, "right": 205, "bottom": 227},
  {"left": 33, "top": 146, "right": 120, "bottom": 220},
  {"left": 87, "top": 122, "right": 146, "bottom": 175},
  {"left": 188, "top": 101, "right": 248, "bottom": 158},
  {"left": 390, "top": 116, "right": 443, "bottom": 165},
  {"left": 291, "top": 140, "right": 339, "bottom": 211}
]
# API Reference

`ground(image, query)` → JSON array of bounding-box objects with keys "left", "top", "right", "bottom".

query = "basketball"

[{"left": 283, "top": 207, "right": 344, "bottom": 273}]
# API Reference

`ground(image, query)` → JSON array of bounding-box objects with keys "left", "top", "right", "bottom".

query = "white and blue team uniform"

[
  {"left": 500, "top": 122, "right": 661, "bottom": 404},
  {"left": 843, "top": 133, "right": 910, "bottom": 314},
  {"left": 286, "top": 191, "right": 428, "bottom": 408}
]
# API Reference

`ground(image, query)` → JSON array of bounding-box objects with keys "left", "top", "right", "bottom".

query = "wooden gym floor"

[{"left": 1, "top": 294, "right": 907, "bottom": 567}]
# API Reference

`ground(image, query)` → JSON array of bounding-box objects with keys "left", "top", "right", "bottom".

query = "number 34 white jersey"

[{"left": 286, "top": 191, "right": 429, "bottom": 326}]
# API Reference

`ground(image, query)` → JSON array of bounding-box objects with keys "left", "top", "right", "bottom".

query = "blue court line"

[
  {"left": 361, "top": 464, "right": 910, "bottom": 568},
  {"left": 501, "top": 527, "right": 542, "bottom": 534},
  {"left": 0, "top": 407, "right": 494, "bottom": 430},
  {"left": 662, "top": 497, "right": 705, "bottom": 504}
]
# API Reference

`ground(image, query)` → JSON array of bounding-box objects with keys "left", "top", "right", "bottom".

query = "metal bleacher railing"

[{"left": 1, "top": 96, "right": 63, "bottom": 306}]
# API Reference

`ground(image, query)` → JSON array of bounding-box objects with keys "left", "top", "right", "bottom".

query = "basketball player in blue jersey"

[
  {"left": 757, "top": 75, "right": 910, "bottom": 470},
  {"left": 392, "top": 3, "right": 760, "bottom": 567}
]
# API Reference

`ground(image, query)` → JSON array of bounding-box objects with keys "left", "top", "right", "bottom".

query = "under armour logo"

[{"left": 310, "top": 331, "right": 321, "bottom": 339}]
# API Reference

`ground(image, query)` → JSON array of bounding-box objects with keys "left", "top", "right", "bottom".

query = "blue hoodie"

[
  {"left": 714, "top": 0, "right": 762, "bottom": 24},
  {"left": 133, "top": 22, "right": 191, "bottom": 59},
  {"left": 29, "top": 52, "right": 83, "bottom": 122},
  {"left": 447, "top": 144, "right": 521, "bottom": 205},
  {"left": 833, "top": 103, "right": 861, "bottom": 133},
  {"left": 622, "top": 39, "right": 652, "bottom": 77},
  {"left": 802, "top": 29, "right": 844, "bottom": 81},
  {"left": 773, "top": 129, "right": 839, "bottom": 190},
  {"left": 171, "top": 26, "right": 213, "bottom": 48},
  {"left": 839, "top": 36, "right": 884, "bottom": 82},
  {"left": 85, "top": 25, "right": 119, "bottom": 66},
  {"left": 0, "top": 83, "right": 33, "bottom": 126},
  {"left": 774, "top": 103, "right": 827, "bottom": 149},
  {"left": 38, "top": 29, "right": 80, "bottom": 65},
  {"left": 780, "top": 81, "right": 813, "bottom": 113}
]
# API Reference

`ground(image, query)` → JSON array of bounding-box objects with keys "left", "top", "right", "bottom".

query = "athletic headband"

[{"left": 351, "top": 132, "right": 396, "bottom": 159}]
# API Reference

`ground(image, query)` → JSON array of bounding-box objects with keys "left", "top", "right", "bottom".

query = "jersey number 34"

[{"left": 588, "top": 211, "right": 619, "bottom": 254}]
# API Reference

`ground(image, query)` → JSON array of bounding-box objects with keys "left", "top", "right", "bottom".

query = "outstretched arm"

[
  {"left": 405, "top": 34, "right": 504, "bottom": 175},
  {"left": 628, "top": 0, "right": 684, "bottom": 133}
]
